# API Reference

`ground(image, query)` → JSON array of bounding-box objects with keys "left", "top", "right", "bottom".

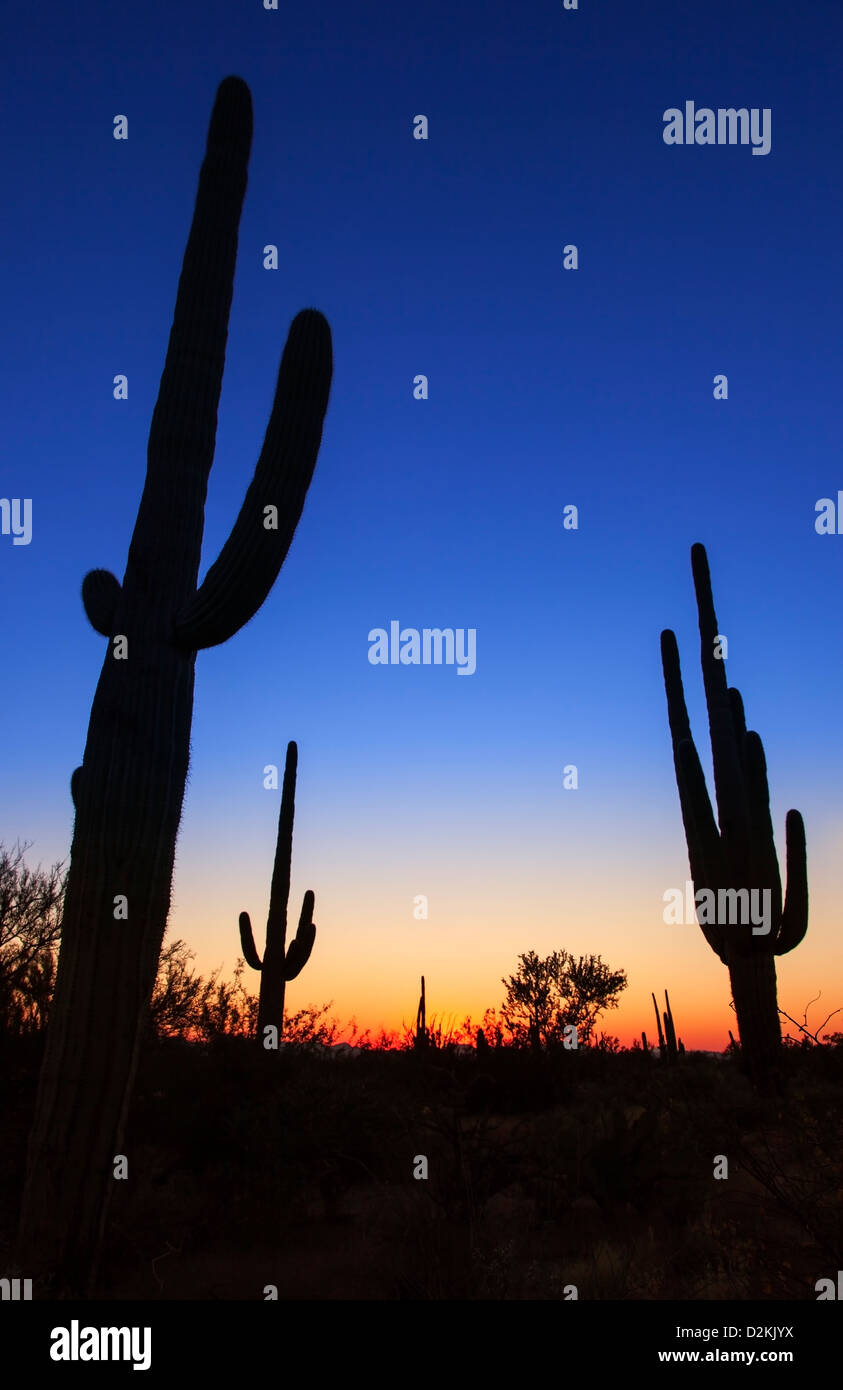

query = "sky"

[{"left": 1, "top": 0, "right": 841, "bottom": 1050}]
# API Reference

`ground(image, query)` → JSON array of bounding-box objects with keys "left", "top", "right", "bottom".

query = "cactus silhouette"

[
  {"left": 17, "top": 76, "right": 332, "bottom": 1291},
  {"left": 239, "top": 741, "right": 315, "bottom": 1043},
  {"left": 414, "top": 975, "right": 428, "bottom": 1050},
  {"left": 660, "top": 543, "right": 808, "bottom": 1081},
  {"left": 662, "top": 989, "right": 681, "bottom": 1062},
  {"left": 651, "top": 991, "right": 668, "bottom": 1060}
]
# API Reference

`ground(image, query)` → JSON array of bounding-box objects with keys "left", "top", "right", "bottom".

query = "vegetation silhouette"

[
  {"left": 16, "top": 75, "right": 332, "bottom": 1294},
  {"left": 239, "top": 741, "right": 316, "bottom": 1046},
  {"left": 661, "top": 543, "right": 808, "bottom": 1085},
  {"left": 0, "top": 843, "right": 66, "bottom": 1036},
  {"left": 501, "top": 949, "right": 627, "bottom": 1051},
  {"left": 1, "top": 842, "right": 840, "bottom": 1300},
  {"left": 650, "top": 989, "right": 684, "bottom": 1062}
]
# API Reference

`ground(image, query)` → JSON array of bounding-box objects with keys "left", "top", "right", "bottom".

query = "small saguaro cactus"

[
  {"left": 17, "top": 76, "right": 332, "bottom": 1292},
  {"left": 661, "top": 543, "right": 808, "bottom": 1082},
  {"left": 651, "top": 991, "right": 682, "bottom": 1062},
  {"left": 414, "top": 975, "right": 428, "bottom": 1050},
  {"left": 239, "top": 741, "right": 315, "bottom": 1043},
  {"left": 662, "top": 989, "right": 679, "bottom": 1063}
]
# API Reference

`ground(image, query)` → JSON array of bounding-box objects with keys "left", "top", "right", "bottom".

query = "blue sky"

[{"left": 1, "top": 0, "right": 841, "bottom": 1042}]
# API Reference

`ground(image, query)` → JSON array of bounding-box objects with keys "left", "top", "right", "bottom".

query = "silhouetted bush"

[{"left": 0, "top": 841, "right": 65, "bottom": 1035}]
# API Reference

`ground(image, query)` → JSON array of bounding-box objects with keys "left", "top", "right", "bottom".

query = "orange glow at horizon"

[{"left": 168, "top": 800, "right": 842, "bottom": 1055}]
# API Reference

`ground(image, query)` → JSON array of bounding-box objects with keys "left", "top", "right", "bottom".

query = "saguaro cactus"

[
  {"left": 662, "top": 989, "right": 680, "bottom": 1062},
  {"left": 414, "top": 975, "right": 428, "bottom": 1050},
  {"left": 239, "top": 741, "right": 315, "bottom": 1043},
  {"left": 17, "top": 76, "right": 332, "bottom": 1291},
  {"left": 660, "top": 544, "right": 808, "bottom": 1081}
]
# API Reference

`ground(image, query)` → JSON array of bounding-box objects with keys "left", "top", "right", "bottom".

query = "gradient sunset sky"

[{"left": 2, "top": 0, "right": 841, "bottom": 1050}]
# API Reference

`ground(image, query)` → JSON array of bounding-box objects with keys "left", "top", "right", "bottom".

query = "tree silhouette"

[
  {"left": 0, "top": 842, "right": 66, "bottom": 1034},
  {"left": 562, "top": 953, "right": 628, "bottom": 1045},
  {"left": 501, "top": 949, "right": 627, "bottom": 1049},
  {"left": 502, "top": 950, "right": 565, "bottom": 1050}
]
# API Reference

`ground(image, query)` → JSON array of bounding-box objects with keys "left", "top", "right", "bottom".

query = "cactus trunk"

[
  {"left": 726, "top": 949, "right": 781, "bottom": 1076},
  {"left": 16, "top": 76, "right": 332, "bottom": 1291}
]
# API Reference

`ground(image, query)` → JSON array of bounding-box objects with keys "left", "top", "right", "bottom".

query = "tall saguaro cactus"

[
  {"left": 660, "top": 544, "right": 808, "bottom": 1081},
  {"left": 17, "top": 76, "right": 332, "bottom": 1291},
  {"left": 239, "top": 741, "right": 316, "bottom": 1043}
]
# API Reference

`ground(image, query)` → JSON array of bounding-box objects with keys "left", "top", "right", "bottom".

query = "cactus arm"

[
  {"left": 660, "top": 628, "right": 694, "bottom": 749},
  {"left": 81, "top": 570, "right": 122, "bottom": 636},
  {"left": 283, "top": 891, "right": 316, "bottom": 980},
  {"left": 675, "top": 737, "right": 722, "bottom": 880},
  {"left": 662, "top": 628, "right": 727, "bottom": 957},
  {"left": 651, "top": 992, "right": 666, "bottom": 1056},
  {"left": 743, "top": 730, "right": 783, "bottom": 922},
  {"left": 661, "top": 632, "right": 720, "bottom": 874},
  {"left": 776, "top": 809, "right": 808, "bottom": 954},
  {"left": 690, "top": 543, "right": 751, "bottom": 858},
  {"left": 70, "top": 766, "right": 82, "bottom": 807},
  {"left": 661, "top": 630, "right": 712, "bottom": 869},
  {"left": 173, "top": 308, "right": 332, "bottom": 651},
  {"left": 675, "top": 740, "right": 727, "bottom": 960},
  {"left": 728, "top": 687, "right": 747, "bottom": 753},
  {"left": 238, "top": 911, "right": 263, "bottom": 970}
]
